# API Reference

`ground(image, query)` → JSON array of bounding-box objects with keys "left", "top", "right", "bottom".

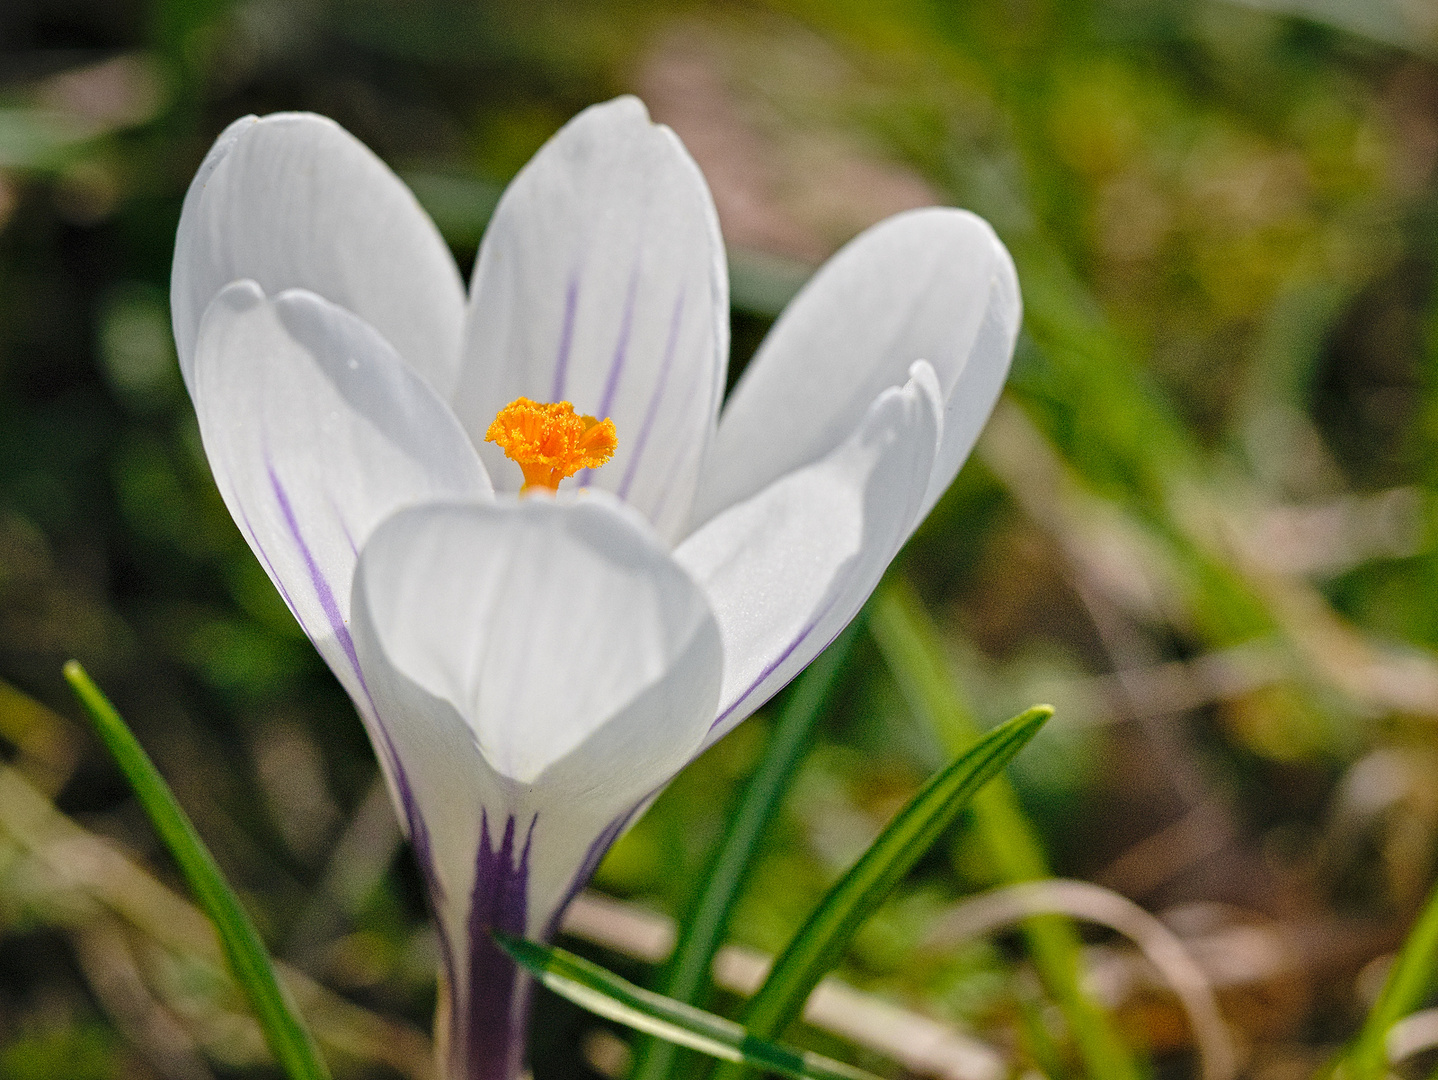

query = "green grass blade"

[
  {"left": 1338, "top": 877, "right": 1438, "bottom": 1080},
  {"left": 63, "top": 661, "right": 331, "bottom": 1080},
  {"left": 630, "top": 624, "right": 862, "bottom": 1080},
  {"left": 870, "top": 578, "right": 1139, "bottom": 1080},
  {"left": 711, "top": 702, "right": 1050, "bottom": 1080},
  {"left": 496, "top": 934, "right": 883, "bottom": 1080}
]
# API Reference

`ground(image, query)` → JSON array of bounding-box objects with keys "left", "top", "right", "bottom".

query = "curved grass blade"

[
  {"left": 871, "top": 578, "right": 1138, "bottom": 1080},
  {"left": 630, "top": 623, "right": 862, "bottom": 1080},
  {"left": 1336, "top": 877, "right": 1438, "bottom": 1080},
  {"left": 496, "top": 933, "right": 882, "bottom": 1080},
  {"left": 711, "top": 704, "right": 1051, "bottom": 1080},
  {"left": 63, "top": 661, "right": 331, "bottom": 1080}
]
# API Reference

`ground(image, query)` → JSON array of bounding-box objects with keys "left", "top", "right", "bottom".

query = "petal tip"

[
  {"left": 585, "top": 94, "right": 652, "bottom": 126},
  {"left": 906, "top": 358, "right": 943, "bottom": 407},
  {"left": 212, "top": 277, "right": 267, "bottom": 314},
  {"left": 567, "top": 94, "right": 686, "bottom": 149},
  {"left": 252, "top": 109, "right": 343, "bottom": 130},
  {"left": 218, "top": 113, "right": 261, "bottom": 138}
]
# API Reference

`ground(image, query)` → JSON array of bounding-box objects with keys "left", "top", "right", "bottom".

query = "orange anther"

[{"left": 485, "top": 397, "right": 617, "bottom": 493}]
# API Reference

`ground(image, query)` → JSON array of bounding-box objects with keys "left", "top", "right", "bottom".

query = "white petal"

[
  {"left": 329, "top": 674, "right": 651, "bottom": 1078},
  {"left": 312, "top": 668, "right": 520, "bottom": 1079},
  {"left": 693, "top": 207, "right": 1019, "bottom": 528},
  {"left": 677, "top": 362, "right": 942, "bottom": 746},
  {"left": 452, "top": 96, "right": 728, "bottom": 542},
  {"left": 347, "top": 496, "right": 722, "bottom": 1061},
  {"left": 191, "top": 281, "right": 491, "bottom": 699},
  {"left": 172, "top": 113, "right": 466, "bottom": 397},
  {"left": 353, "top": 497, "right": 721, "bottom": 789}
]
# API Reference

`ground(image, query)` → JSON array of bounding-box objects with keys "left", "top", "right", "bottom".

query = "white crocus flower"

[{"left": 172, "top": 97, "right": 1019, "bottom": 1080}]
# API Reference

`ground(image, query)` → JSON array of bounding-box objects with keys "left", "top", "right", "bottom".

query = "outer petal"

[
  {"left": 677, "top": 362, "right": 943, "bottom": 746},
  {"left": 354, "top": 497, "right": 722, "bottom": 790},
  {"left": 692, "top": 207, "right": 1019, "bottom": 529},
  {"left": 349, "top": 498, "right": 723, "bottom": 1078},
  {"left": 172, "top": 113, "right": 466, "bottom": 396},
  {"left": 191, "top": 281, "right": 491, "bottom": 701},
  {"left": 452, "top": 96, "right": 728, "bottom": 542}
]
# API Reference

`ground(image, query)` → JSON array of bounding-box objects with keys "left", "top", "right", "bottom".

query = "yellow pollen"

[{"left": 485, "top": 397, "right": 618, "bottom": 493}]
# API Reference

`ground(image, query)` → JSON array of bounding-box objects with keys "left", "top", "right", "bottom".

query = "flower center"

[{"left": 484, "top": 397, "right": 618, "bottom": 493}]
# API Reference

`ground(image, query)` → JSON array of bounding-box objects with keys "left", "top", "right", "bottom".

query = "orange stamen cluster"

[{"left": 485, "top": 397, "right": 618, "bottom": 493}]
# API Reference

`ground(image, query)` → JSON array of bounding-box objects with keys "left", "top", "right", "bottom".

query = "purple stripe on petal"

[
  {"left": 391, "top": 765, "right": 456, "bottom": 1043},
  {"left": 710, "top": 593, "right": 846, "bottom": 733},
  {"left": 267, "top": 464, "right": 400, "bottom": 786},
  {"left": 618, "top": 290, "right": 686, "bottom": 500},
  {"left": 344, "top": 709, "right": 454, "bottom": 1050},
  {"left": 643, "top": 369, "right": 706, "bottom": 524},
  {"left": 464, "top": 811, "right": 535, "bottom": 1080},
  {"left": 333, "top": 502, "right": 359, "bottom": 558},
  {"left": 264, "top": 465, "right": 413, "bottom": 823},
  {"left": 262, "top": 462, "right": 454, "bottom": 1028},
  {"left": 267, "top": 463, "right": 365, "bottom": 685},
  {"left": 542, "top": 803, "right": 644, "bottom": 940},
  {"left": 596, "top": 263, "right": 641, "bottom": 419},
  {"left": 237, "top": 505, "right": 304, "bottom": 628},
  {"left": 577, "top": 264, "right": 644, "bottom": 489},
  {"left": 549, "top": 272, "right": 581, "bottom": 402}
]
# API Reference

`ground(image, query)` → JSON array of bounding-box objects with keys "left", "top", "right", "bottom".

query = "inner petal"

[{"left": 453, "top": 97, "right": 728, "bottom": 542}]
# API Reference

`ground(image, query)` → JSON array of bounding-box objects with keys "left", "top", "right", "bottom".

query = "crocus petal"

[
  {"left": 172, "top": 113, "right": 466, "bottom": 396},
  {"left": 349, "top": 498, "right": 723, "bottom": 1079},
  {"left": 190, "top": 281, "right": 491, "bottom": 701},
  {"left": 453, "top": 96, "right": 728, "bottom": 542},
  {"left": 353, "top": 496, "right": 722, "bottom": 791},
  {"left": 677, "top": 362, "right": 943, "bottom": 746},
  {"left": 692, "top": 207, "right": 1020, "bottom": 529}
]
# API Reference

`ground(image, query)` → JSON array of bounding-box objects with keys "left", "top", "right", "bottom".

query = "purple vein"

[
  {"left": 396, "top": 768, "right": 454, "bottom": 1033},
  {"left": 548, "top": 272, "right": 581, "bottom": 402},
  {"left": 577, "top": 263, "right": 642, "bottom": 489},
  {"left": 618, "top": 290, "right": 685, "bottom": 500},
  {"left": 643, "top": 368, "right": 705, "bottom": 524},
  {"left": 264, "top": 462, "right": 451, "bottom": 1001},
  {"left": 466, "top": 811, "right": 535, "bottom": 1080},
  {"left": 266, "top": 466, "right": 413, "bottom": 834},
  {"left": 596, "top": 262, "right": 641, "bottom": 419},
  {"left": 545, "top": 802, "right": 642, "bottom": 940},
  {"left": 328, "top": 494, "right": 359, "bottom": 558},
  {"left": 268, "top": 463, "right": 363, "bottom": 684},
  {"left": 238, "top": 505, "right": 303, "bottom": 626},
  {"left": 710, "top": 591, "right": 845, "bottom": 733}
]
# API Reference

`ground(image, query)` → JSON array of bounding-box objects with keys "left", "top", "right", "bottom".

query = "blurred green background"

[{"left": 4, "top": 0, "right": 1438, "bottom": 1076}]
